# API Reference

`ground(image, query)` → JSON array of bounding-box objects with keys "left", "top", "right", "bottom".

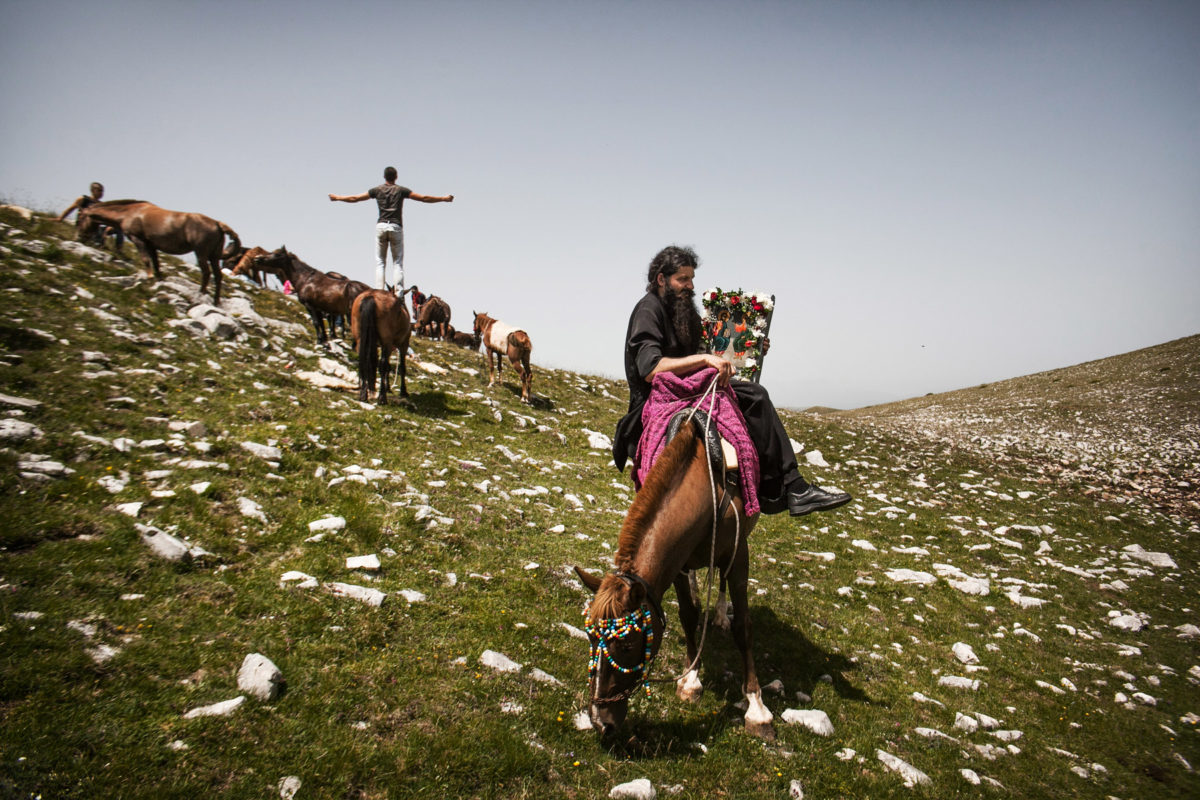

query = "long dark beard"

[{"left": 664, "top": 287, "right": 702, "bottom": 354}]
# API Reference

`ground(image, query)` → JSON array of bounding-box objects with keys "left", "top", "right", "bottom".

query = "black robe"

[{"left": 612, "top": 291, "right": 802, "bottom": 508}]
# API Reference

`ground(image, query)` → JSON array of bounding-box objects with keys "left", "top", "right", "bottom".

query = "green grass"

[{"left": 1, "top": 208, "right": 1197, "bottom": 798}]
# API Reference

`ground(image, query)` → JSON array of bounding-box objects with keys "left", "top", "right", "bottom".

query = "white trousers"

[{"left": 375, "top": 222, "right": 404, "bottom": 290}]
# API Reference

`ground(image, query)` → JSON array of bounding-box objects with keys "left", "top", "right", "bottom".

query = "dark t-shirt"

[
  {"left": 613, "top": 291, "right": 693, "bottom": 469},
  {"left": 368, "top": 183, "right": 412, "bottom": 225}
]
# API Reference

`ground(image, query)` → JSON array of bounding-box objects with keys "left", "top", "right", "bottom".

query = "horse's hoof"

[
  {"left": 676, "top": 670, "right": 703, "bottom": 703},
  {"left": 744, "top": 720, "right": 776, "bottom": 741}
]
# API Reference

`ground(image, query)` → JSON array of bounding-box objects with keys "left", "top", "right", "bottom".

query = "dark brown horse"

[
  {"left": 416, "top": 295, "right": 451, "bottom": 340},
  {"left": 222, "top": 243, "right": 269, "bottom": 286},
  {"left": 78, "top": 200, "right": 240, "bottom": 304},
  {"left": 446, "top": 325, "right": 480, "bottom": 350},
  {"left": 473, "top": 311, "right": 533, "bottom": 403},
  {"left": 237, "top": 246, "right": 368, "bottom": 345},
  {"left": 350, "top": 289, "right": 411, "bottom": 403},
  {"left": 574, "top": 416, "right": 771, "bottom": 740}
]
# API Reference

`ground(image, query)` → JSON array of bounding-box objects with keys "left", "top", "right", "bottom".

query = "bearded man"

[{"left": 613, "top": 245, "right": 851, "bottom": 517}]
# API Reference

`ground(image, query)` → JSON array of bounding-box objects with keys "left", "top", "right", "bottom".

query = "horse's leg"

[
  {"left": 378, "top": 346, "right": 390, "bottom": 404},
  {"left": 726, "top": 543, "right": 774, "bottom": 740},
  {"left": 397, "top": 342, "right": 408, "bottom": 397},
  {"left": 211, "top": 255, "right": 222, "bottom": 304},
  {"left": 306, "top": 306, "right": 327, "bottom": 345},
  {"left": 673, "top": 571, "right": 704, "bottom": 703},
  {"left": 147, "top": 246, "right": 163, "bottom": 281},
  {"left": 715, "top": 573, "right": 732, "bottom": 631}
]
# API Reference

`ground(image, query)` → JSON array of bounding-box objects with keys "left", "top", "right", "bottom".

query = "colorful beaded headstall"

[{"left": 584, "top": 606, "right": 657, "bottom": 698}]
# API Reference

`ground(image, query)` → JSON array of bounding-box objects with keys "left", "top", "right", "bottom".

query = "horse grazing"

[
  {"left": 238, "top": 246, "right": 368, "bottom": 346},
  {"left": 78, "top": 200, "right": 240, "bottom": 304},
  {"left": 574, "top": 414, "right": 771, "bottom": 741},
  {"left": 416, "top": 295, "right": 451, "bottom": 340},
  {"left": 446, "top": 324, "right": 479, "bottom": 350},
  {"left": 473, "top": 311, "right": 533, "bottom": 403},
  {"left": 223, "top": 244, "right": 270, "bottom": 286},
  {"left": 351, "top": 289, "right": 411, "bottom": 403}
]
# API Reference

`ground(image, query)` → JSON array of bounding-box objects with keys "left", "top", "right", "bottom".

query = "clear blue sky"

[{"left": 3, "top": 0, "right": 1197, "bottom": 409}]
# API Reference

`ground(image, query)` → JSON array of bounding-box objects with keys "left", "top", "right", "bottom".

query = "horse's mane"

[{"left": 614, "top": 422, "right": 698, "bottom": 567}]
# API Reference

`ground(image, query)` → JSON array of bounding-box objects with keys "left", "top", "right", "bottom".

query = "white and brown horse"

[
  {"left": 472, "top": 311, "right": 532, "bottom": 403},
  {"left": 351, "top": 289, "right": 411, "bottom": 404},
  {"left": 78, "top": 200, "right": 240, "bottom": 304},
  {"left": 574, "top": 414, "right": 771, "bottom": 740}
]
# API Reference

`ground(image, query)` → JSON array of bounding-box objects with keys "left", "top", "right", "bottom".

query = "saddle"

[{"left": 664, "top": 409, "right": 740, "bottom": 516}]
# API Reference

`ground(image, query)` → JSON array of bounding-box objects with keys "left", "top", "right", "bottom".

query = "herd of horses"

[
  {"left": 72, "top": 198, "right": 778, "bottom": 743},
  {"left": 76, "top": 199, "right": 536, "bottom": 405}
]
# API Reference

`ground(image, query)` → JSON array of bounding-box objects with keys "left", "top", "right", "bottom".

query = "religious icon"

[{"left": 700, "top": 287, "right": 774, "bottom": 382}]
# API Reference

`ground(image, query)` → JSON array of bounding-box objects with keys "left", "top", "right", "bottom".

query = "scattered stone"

[
  {"left": 183, "top": 696, "right": 246, "bottom": 718},
  {"left": 238, "top": 653, "right": 284, "bottom": 701},
  {"left": 876, "top": 749, "right": 931, "bottom": 787},
  {"left": 324, "top": 582, "right": 386, "bottom": 607},
  {"left": 278, "top": 776, "right": 302, "bottom": 800},
  {"left": 609, "top": 778, "right": 655, "bottom": 799},
  {"left": 480, "top": 650, "right": 522, "bottom": 673},
  {"left": 308, "top": 516, "right": 346, "bottom": 533},
  {"left": 780, "top": 708, "right": 835, "bottom": 736},
  {"left": 346, "top": 554, "right": 381, "bottom": 571}
]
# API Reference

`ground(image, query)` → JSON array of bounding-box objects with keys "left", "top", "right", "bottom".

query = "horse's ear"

[{"left": 574, "top": 566, "right": 602, "bottom": 593}]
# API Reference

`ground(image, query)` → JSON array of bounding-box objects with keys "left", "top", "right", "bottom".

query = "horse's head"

[
  {"left": 574, "top": 566, "right": 663, "bottom": 738},
  {"left": 472, "top": 311, "right": 488, "bottom": 338},
  {"left": 76, "top": 208, "right": 100, "bottom": 242}
]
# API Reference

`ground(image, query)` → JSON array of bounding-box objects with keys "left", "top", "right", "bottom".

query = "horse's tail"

[
  {"left": 358, "top": 294, "right": 380, "bottom": 392},
  {"left": 217, "top": 221, "right": 241, "bottom": 253}
]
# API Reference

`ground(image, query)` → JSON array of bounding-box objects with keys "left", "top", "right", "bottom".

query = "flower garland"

[{"left": 700, "top": 287, "right": 773, "bottom": 380}]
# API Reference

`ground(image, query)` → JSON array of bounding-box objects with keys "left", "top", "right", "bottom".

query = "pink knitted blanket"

[{"left": 633, "top": 368, "right": 760, "bottom": 516}]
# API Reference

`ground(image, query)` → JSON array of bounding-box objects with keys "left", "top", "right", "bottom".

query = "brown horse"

[
  {"left": 221, "top": 243, "right": 271, "bottom": 286},
  {"left": 78, "top": 200, "right": 239, "bottom": 304},
  {"left": 238, "top": 246, "right": 369, "bottom": 345},
  {"left": 472, "top": 311, "right": 533, "bottom": 403},
  {"left": 446, "top": 325, "right": 480, "bottom": 350},
  {"left": 350, "top": 289, "right": 411, "bottom": 403},
  {"left": 574, "top": 415, "right": 771, "bottom": 741},
  {"left": 416, "top": 295, "right": 451, "bottom": 340}
]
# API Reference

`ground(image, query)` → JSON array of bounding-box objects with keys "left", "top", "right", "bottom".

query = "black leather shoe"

[{"left": 787, "top": 485, "right": 852, "bottom": 516}]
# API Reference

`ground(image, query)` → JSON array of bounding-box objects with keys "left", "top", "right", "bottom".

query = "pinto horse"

[
  {"left": 238, "top": 246, "right": 368, "bottom": 346},
  {"left": 472, "top": 311, "right": 533, "bottom": 403},
  {"left": 350, "top": 289, "right": 411, "bottom": 403},
  {"left": 574, "top": 412, "right": 772, "bottom": 741},
  {"left": 78, "top": 200, "right": 240, "bottom": 304}
]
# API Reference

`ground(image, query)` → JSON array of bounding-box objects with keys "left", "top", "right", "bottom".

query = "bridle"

[{"left": 583, "top": 571, "right": 665, "bottom": 707}]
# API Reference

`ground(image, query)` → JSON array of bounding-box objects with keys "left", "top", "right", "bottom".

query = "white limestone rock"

[
  {"left": 183, "top": 696, "right": 246, "bottom": 718},
  {"left": 609, "top": 778, "right": 655, "bottom": 799},
  {"left": 781, "top": 708, "right": 835, "bottom": 736},
  {"left": 238, "top": 653, "right": 284, "bottom": 701},
  {"left": 0, "top": 419, "right": 43, "bottom": 443},
  {"left": 241, "top": 441, "right": 283, "bottom": 462},
  {"left": 885, "top": 569, "right": 937, "bottom": 586},
  {"left": 309, "top": 516, "right": 346, "bottom": 533},
  {"left": 238, "top": 497, "right": 268, "bottom": 523},
  {"left": 876, "top": 749, "right": 931, "bottom": 787},
  {"left": 952, "top": 642, "right": 980, "bottom": 665},
  {"left": 324, "top": 582, "right": 386, "bottom": 607},
  {"left": 480, "top": 649, "right": 522, "bottom": 673},
  {"left": 346, "top": 554, "right": 381, "bottom": 571}
]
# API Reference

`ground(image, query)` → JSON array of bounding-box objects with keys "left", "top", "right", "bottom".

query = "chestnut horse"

[
  {"left": 416, "top": 295, "right": 451, "bottom": 340},
  {"left": 78, "top": 200, "right": 240, "bottom": 304},
  {"left": 238, "top": 246, "right": 368, "bottom": 345},
  {"left": 574, "top": 414, "right": 771, "bottom": 741},
  {"left": 351, "top": 289, "right": 411, "bottom": 403},
  {"left": 472, "top": 311, "right": 532, "bottom": 403}
]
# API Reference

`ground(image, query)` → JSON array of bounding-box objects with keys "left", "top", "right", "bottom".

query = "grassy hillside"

[{"left": 1, "top": 207, "right": 1197, "bottom": 799}]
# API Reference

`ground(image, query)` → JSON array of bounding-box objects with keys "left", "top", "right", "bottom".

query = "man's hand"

[{"left": 703, "top": 354, "right": 734, "bottom": 386}]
